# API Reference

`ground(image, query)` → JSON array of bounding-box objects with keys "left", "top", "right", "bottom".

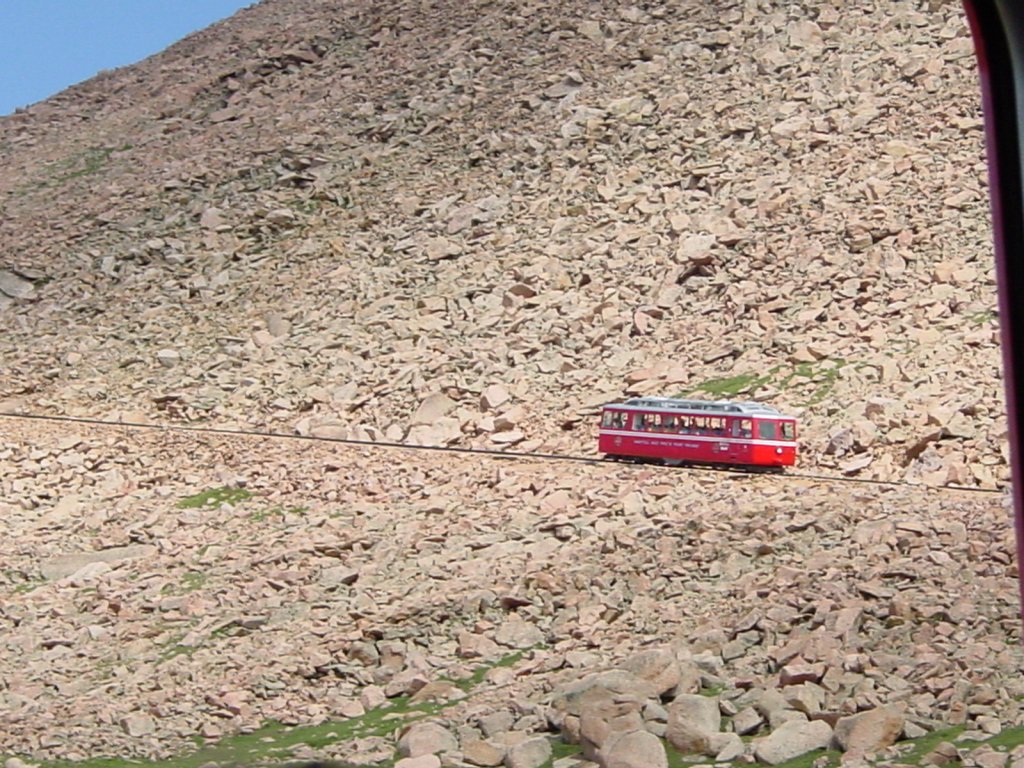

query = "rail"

[{"left": 0, "top": 411, "right": 1005, "bottom": 495}]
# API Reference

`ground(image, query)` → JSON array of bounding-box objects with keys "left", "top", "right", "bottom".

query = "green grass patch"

[
  {"left": 177, "top": 487, "right": 254, "bottom": 509},
  {"left": 32, "top": 716, "right": 393, "bottom": 768},
  {"left": 777, "top": 360, "right": 851, "bottom": 406},
  {"left": 250, "top": 506, "right": 308, "bottom": 523},
  {"left": 182, "top": 571, "right": 207, "bottom": 592},
  {"left": 454, "top": 649, "right": 529, "bottom": 692},
  {"left": 291, "top": 198, "right": 322, "bottom": 215},
  {"left": 771, "top": 747, "right": 840, "bottom": 768},
  {"left": 3, "top": 569, "right": 44, "bottom": 594},
  {"left": 688, "top": 359, "right": 868, "bottom": 407},
  {"left": 160, "top": 571, "right": 209, "bottom": 595},
  {"left": 692, "top": 372, "right": 772, "bottom": 399},
  {"left": 982, "top": 724, "right": 1024, "bottom": 750},
  {"left": 665, "top": 741, "right": 692, "bottom": 768},
  {"left": 698, "top": 682, "right": 727, "bottom": 698},
  {"left": 156, "top": 632, "right": 197, "bottom": 664},
  {"left": 546, "top": 739, "right": 582, "bottom": 766},
  {"left": 46, "top": 145, "right": 132, "bottom": 186},
  {"left": 16, "top": 720, "right": 1024, "bottom": 768},
  {"left": 888, "top": 724, "right": 966, "bottom": 763},
  {"left": 13, "top": 652, "right": 547, "bottom": 768}
]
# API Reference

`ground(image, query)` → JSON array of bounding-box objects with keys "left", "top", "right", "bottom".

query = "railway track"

[{"left": 0, "top": 411, "right": 1005, "bottom": 495}]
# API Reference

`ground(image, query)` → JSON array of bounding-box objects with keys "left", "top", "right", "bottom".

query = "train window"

[
  {"left": 602, "top": 412, "right": 614, "bottom": 427},
  {"left": 653, "top": 414, "right": 663, "bottom": 429},
  {"left": 759, "top": 421, "right": 777, "bottom": 440},
  {"left": 782, "top": 422, "right": 795, "bottom": 440},
  {"left": 736, "top": 419, "right": 752, "bottom": 438},
  {"left": 664, "top": 416, "right": 677, "bottom": 430},
  {"left": 634, "top": 413, "right": 646, "bottom": 430}
]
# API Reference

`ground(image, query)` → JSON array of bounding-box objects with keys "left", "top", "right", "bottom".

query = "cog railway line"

[{"left": 0, "top": 411, "right": 1003, "bottom": 496}]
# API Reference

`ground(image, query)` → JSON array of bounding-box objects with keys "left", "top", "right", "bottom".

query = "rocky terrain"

[
  {"left": 1, "top": 418, "right": 1020, "bottom": 767},
  {"left": 0, "top": 0, "right": 1003, "bottom": 486},
  {"left": 1, "top": 0, "right": 1020, "bottom": 766}
]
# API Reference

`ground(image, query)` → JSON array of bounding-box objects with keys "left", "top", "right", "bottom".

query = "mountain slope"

[
  {"left": 2, "top": 1, "right": 1022, "bottom": 763},
  {"left": 0, "top": 0, "right": 999, "bottom": 485}
]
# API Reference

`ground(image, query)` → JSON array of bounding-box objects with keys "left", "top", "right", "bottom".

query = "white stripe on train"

[{"left": 598, "top": 429, "right": 796, "bottom": 449}]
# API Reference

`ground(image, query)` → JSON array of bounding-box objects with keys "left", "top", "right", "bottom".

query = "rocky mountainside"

[
  {"left": 2, "top": 1, "right": 1020, "bottom": 767},
  {"left": 1, "top": 419, "right": 1019, "bottom": 766},
  {"left": 0, "top": 0, "right": 1001, "bottom": 486}
]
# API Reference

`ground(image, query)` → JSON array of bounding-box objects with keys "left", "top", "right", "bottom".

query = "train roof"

[{"left": 605, "top": 397, "right": 791, "bottom": 417}]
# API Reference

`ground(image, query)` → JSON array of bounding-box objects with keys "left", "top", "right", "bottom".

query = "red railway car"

[{"left": 598, "top": 397, "right": 798, "bottom": 470}]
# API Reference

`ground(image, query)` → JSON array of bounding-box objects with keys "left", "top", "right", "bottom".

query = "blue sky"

[{"left": 0, "top": 1, "right": 255, "bottom": 116}]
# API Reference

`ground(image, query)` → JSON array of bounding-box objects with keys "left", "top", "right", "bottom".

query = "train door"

[{"left": 728, "top": 417, "right": 754, "bottom": 463}]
